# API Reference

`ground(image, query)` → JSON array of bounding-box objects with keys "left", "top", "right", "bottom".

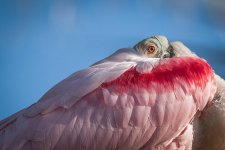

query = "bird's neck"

[{"left": 193, "top": 74, "right": 225, "bottom": 150}]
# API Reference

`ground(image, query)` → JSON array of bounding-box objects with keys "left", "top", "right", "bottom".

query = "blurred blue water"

[{"left": 0, "top": 0, "right": 225, "bottom": 120}]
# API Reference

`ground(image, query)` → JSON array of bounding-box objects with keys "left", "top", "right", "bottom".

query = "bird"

[
  {"left": 133, "top": 36, "right": 174, "bottom": 58},
  {"left": 171, "top": 41, "right": 225, "bottom": 150},
  {"left": 0, "top": 36, "right": 217, "bottom": 150}
]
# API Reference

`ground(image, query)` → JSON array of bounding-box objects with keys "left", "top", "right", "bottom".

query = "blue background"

[{"left": 0, "top": 0, "right": 225, "bottom": 120}]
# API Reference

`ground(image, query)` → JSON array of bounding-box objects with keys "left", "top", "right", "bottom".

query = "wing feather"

[{"left": 0, "top": 48, "right": 216, "bottom": 150}]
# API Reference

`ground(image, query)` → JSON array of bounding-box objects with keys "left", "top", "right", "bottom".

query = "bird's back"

[{"left": 0, "top": 50, "right": 217, "bottom": 150}]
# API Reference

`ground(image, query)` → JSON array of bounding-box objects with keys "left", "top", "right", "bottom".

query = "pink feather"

[{"left": 0, "top": 48, "right": 216, "bottom": 150}]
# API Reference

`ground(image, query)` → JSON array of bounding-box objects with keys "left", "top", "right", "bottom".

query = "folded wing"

[{"left": 0, "top": 49, "right": 216, "bottom": 150}]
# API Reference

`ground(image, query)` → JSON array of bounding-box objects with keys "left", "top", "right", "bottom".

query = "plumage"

[
  {"left": 0, "top": 36, "right": 217, "bottom": 150},
  {"left": 171, "top": 41, "right": 225, "bottom": 150}
]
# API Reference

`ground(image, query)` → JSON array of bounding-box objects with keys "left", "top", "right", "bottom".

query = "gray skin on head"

[{"left": 134, "top": 35, "right": 175, "bottom": 58}]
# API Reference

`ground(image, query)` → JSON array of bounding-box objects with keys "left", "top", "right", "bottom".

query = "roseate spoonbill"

[
  {"left": 172, "top": 41, "right": 225, "bottom": 150},
  {"left": 0, "top": 36, "right": 217, "bottom": 150}
]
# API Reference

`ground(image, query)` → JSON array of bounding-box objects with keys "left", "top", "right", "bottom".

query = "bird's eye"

[{"left": 147, "top": 45, "right": 156, "bottom": 53}]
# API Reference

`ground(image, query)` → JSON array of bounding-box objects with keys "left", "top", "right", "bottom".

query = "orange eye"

[{"left": 147, "top": 45, "right": 156, "bottom": 53}]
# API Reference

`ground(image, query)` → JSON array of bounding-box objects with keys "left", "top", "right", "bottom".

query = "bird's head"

[{"left": 134, "top": 35, "right": 175, "bottom": 58}]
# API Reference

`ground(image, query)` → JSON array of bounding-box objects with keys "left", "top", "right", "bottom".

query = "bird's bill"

[{"left": 170, "top": 41, "right": 197, "bottom": 57}]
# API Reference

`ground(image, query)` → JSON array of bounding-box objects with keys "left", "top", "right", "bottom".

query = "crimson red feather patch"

[{"left": 101, "top": 57, "right": 214, "bottom": 93}]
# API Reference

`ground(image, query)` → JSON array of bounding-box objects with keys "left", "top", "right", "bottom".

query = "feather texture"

[{"left": 0, "top": 48, "right": 216, "bottom": 150}]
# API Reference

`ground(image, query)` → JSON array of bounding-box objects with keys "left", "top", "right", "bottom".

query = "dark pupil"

[{"left": 149, "top": 46, "right": 155, "bottom": 52}]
